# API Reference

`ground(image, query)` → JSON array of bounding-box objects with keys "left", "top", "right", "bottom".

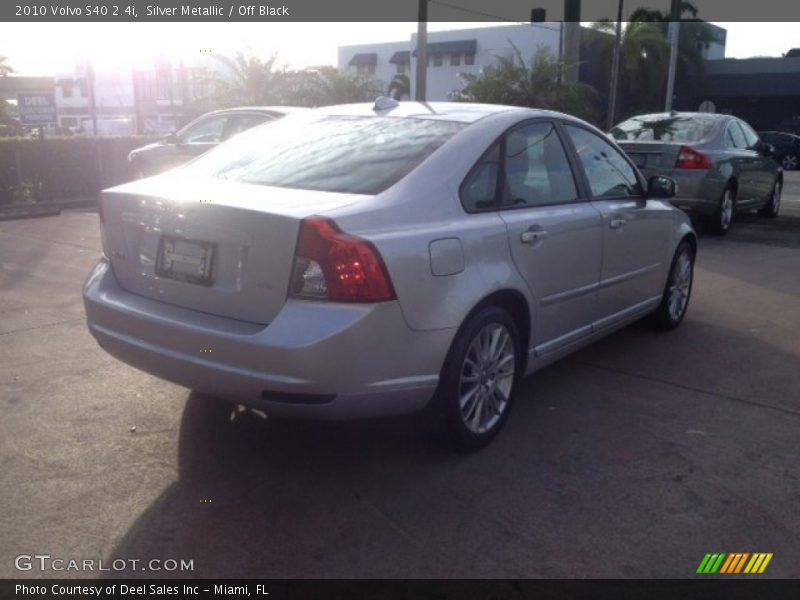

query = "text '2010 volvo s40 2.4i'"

[{"left": 84, "top": 100, "right": 697, "bottom": 450}]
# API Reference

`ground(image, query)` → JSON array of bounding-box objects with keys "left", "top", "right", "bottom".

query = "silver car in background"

[
  {"left": 84, "top": 102, "right": 696, "bottom": 450},
  {"left": 611, "top": 112, "right": 783, "bottom": 235}
]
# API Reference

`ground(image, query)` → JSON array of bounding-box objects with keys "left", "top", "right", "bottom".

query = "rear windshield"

[
  {"left": 182, "top": 115, "right": 466, "bottom": 195},
  {"left": 610, "top": 115, "right": 717, "bottom": 143}
]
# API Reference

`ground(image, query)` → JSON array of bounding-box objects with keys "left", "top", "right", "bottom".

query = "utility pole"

[
  {"left": 415, "top": 0, "right": 427, "bottom": 101},
  {"left": 87, "top": 61, "right": 98, "bottom": 137},
  {"left": 562, "top": 0, "right": 581, "bottom": 84},
  {"left": 664, "top": 0, "right": 681, "bottom": 111},
  {"left": 607, "top": 0, "right": 624, "bottom": 130}
]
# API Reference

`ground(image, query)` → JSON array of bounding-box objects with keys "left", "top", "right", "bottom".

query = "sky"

[{"left": 0, "top": 21, "right": 797, "bottom": 76}]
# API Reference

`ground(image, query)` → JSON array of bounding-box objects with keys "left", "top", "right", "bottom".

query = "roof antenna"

[{"left": 373, "top": 96, "right": 400, "bottom": 112}]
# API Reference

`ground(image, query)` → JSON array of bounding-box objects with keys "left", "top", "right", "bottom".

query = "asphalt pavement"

[{"left": 1, "top": 174, "right": 799, "bottom": 578}]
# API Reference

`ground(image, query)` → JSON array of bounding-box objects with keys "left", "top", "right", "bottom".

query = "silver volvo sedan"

[{"left": 84, "top": 101, "right": 697, "bottom": 450}]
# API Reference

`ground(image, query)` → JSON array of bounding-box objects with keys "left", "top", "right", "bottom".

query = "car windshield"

[
  {"left": 610, "top": 115, "right": 717, "bottom": 143},
  {"left": 182, "top": 114, "right": 467, "bottom": 195}
]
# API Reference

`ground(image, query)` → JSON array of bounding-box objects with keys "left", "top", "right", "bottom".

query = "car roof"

[
  {"left": 620, "top": 112, "right": 729, "bottom": 122},
  {"left": 202, "top": 106, "right": 309, "bottom": 117},
  {"left": 308, "top": 101, "right": 549, "bottom": 124}
]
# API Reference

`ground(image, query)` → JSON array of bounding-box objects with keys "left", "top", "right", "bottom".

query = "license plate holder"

[{"left": 155, "top": 236, "right": 216, "bottom": 286}]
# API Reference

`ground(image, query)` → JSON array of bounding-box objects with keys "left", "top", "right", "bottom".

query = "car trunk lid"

[
  {"left": 100, "top": 174, "right": 367, "bottom": 324},
  {"left": 617, "top": 141, "right": 684, "bottom": 175}
]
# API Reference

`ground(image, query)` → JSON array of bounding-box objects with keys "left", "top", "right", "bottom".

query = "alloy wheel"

[
  {"left": 720, "top": 190, "right": 734, "bottom": 231},
  {"left": 667, "top": 250, "right": 693, "bottom": 322},
  {"left": 458, "top": 323, "right": 515, "bottom": 435},
  {"left": 782, "top": 154, "right": 798, "bottom": 170}
]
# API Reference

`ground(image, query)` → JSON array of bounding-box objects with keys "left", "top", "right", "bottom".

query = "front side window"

[
  {"left": 501, "top": 122, "right": 578, "bottom": 207},
  {"left": 566, "top": 125, "right": 642, "bottom": 198},
  {"left": 179, "top": 116, "right": 227, "bottom": 144},
  {"left": 184, "top": 115, "right": 466, "bottom": 195},
  {"left": 222, "top": 114, "right": 271, "bottom": 140}
]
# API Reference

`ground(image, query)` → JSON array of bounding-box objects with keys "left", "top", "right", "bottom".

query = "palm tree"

[
  {"left": 592, "top": 3, "right": 714, "bottom": 122},
  {"left": 0, "top": 56, "right": 14, "bottom": 77},
  {"left": 452, "top": 45, "right": 600, "bottom": 125},
  {"left": 212, "top": 52, "right": 285, "bottom": 105},
  {"left": 277, "top": 66, "right": 383, "bottom": 106}
]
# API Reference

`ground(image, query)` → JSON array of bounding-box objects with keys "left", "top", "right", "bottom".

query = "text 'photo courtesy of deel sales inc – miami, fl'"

[{"left": 15, "top": 583, "right": 269, "bottom": 597}]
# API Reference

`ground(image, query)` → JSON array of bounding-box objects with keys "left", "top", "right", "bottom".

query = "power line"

[{"left": 427, "top": 0, "right": 528, "bottom": 25}]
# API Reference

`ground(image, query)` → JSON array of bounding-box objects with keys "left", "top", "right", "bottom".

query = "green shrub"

[{"left": 0, "top": 136, "right": 160, "bottom": 204}]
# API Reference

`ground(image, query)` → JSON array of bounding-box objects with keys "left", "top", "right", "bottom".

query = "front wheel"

[
  {"left": 781, "top": 154, "right": 798, "bottom": 171},
  {"left": 758, "top": 180, "right": 781, "bottom": 218},
  {"left": 435, "top": 306, "right": 521, "bottom": 451},
  {"left": 651, "top": 241, "right": 694, "bottom": 330}
]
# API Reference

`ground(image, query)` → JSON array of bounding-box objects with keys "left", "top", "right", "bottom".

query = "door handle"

[
  {"left": 609, "top": 218, "right": 626, "bottom": 229},
  {"left": 521, "top": 230, "right": 548, "bottom": 244}
]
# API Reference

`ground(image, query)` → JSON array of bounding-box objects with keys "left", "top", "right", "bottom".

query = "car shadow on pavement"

[{"left": 101, "top": 317, "right": 800, "bottom": 579}]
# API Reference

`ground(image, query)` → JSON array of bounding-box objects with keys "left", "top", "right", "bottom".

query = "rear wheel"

[
  {"left": 651, "top": 241, "right": 694, "bottom": 330},
  {"left": 758, "top": 180, "right": 782, "bottom": 218},
  {"left": 708, "top": 186, "right": 735, "bottom": 235},
  {"left": 434, "top": 306, "right": 521, "bottom": 451},
  {"left": 781, "top": 154, "right": 798, "bottom": 170}
]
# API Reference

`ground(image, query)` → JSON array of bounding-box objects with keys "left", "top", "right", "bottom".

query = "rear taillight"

[
  {"left": 675, "top": 145, "right": 712, "bottom": 170},
  {"left": 290, "top": 217, "right": 396, "bottom": 303}
]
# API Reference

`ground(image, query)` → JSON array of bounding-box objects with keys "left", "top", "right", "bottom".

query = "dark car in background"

[
  {"left": 758, "top": 131, "right": 800, "bottom": 170},
  {"left": 128, "top": 106, "right": 306, "bottom": 177},
  {"left": 611, "top": 112, "right": 782, "bottom": 235}
]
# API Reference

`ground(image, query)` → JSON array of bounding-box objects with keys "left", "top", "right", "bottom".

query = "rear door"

[
  {"left": 487, "top": 120, "right": 603, "bottom": 355},
  {"left": 738, "top": 119, "right": 778, "bottom": 202},
  {"left": 563, "top": 124, "right": 670, "bottom": 328}
]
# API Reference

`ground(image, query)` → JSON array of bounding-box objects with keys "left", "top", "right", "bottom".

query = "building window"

[
  {"left": 62, "top": 85, "right": 73, "bottom": 99},
  {"left": 464, "top": 53, "right": 475, "bottom": 66},
  {"left": 396, "top": 62, "right": 408, "bottom": 74},
  {"left": 450, "top": 53, "right": 461, "bottom": 67},
  {"left": 356, "top": 63, "right": 375, "bottom": 76},
  {"left": 433, "top": 54, "right": 443, "bottom": 67}
]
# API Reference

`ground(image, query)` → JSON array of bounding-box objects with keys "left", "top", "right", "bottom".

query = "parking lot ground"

[{"left": 1, "top": 174, "right": 799, "bottom": 579}]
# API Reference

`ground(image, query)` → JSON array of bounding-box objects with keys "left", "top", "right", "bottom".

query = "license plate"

[
  {"left": 155, "top": 236, "right": 215, "bottom": 286},
  {"left": 629, "top": 153, "right": 647, "bottom": 168}
]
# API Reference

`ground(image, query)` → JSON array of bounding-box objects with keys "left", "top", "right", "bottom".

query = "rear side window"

[
  {"left": 738, "top": 121, "right": 760, "bottom": 148},
  {"left": 460, "top": 142, "right": 500, "bottom": 212},
  {"left": 611, "top": 115, "right": 716, "bottom": 143},
  {"left": 500, "top": 122, "right": 578, "bottom": 207},
  {"left": 726, "top": 122, "right": 748, "bottom": 149},
  {"left": 566, "top": 125, "right": 642, "bottom": 198},
  {"left": 185, "top": 115, "right": 466, "bottom": 195}
]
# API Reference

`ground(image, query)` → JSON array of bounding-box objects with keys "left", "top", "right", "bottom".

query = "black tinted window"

[{"left": 185, "top": 115, "right": 466, "bottom": 195}]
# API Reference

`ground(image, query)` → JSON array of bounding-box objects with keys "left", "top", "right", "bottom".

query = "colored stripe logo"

[{"left": 696, "top": 553, "right": 773, "bottom": 574}]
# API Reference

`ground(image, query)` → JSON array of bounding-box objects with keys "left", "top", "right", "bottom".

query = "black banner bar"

[
  {"left": 4, "top": 580, "right": 800, "bottom": 600},
  {"left": 4, "top": 0, "right": 800, "bottom": 22}
]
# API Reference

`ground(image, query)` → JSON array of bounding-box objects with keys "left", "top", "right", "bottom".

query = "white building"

[
  {"left": 53, "top": 55, "right": 218, "bottom": 135},
  {"left": 338, "top": 23, "right": 563, "bottom": 101}
]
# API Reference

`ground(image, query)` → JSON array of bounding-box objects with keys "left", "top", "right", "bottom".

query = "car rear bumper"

[
  {"left": 644, "top": 169, "right": 727, "bottom": 217},
  {"left": 83, "top": 259, "right": 454, "bottom": 419}
]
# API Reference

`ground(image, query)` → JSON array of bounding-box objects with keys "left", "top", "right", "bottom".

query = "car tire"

[
  {"left": 708, "top": 185, "right": 735, "bottom": 236},
  {"left": 758, "top": 180, "right": 782, "bottom": 218},
  {"left": 651, "top": 240, "right": 694, "bottom": 331},
  {"left": 434, "top": 306, "right": 521, "bottom": 451},
  {"left": 781, "top": 153, "right": 798, "bottom": 170}
]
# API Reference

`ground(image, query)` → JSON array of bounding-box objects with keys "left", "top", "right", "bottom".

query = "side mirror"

[
  {"left": 762, "top": 142, "right": 776, "bottom": 157},
  {"left": 164, "top": 132, "right": 178, "bottom": 144},
  {"left": 648, "top": 175, "right": 677, "bottom": 199}
]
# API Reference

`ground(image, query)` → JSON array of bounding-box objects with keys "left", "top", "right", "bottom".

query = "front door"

[{"left": 563, "top": 124, "right": 670, "bottom": 328}]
